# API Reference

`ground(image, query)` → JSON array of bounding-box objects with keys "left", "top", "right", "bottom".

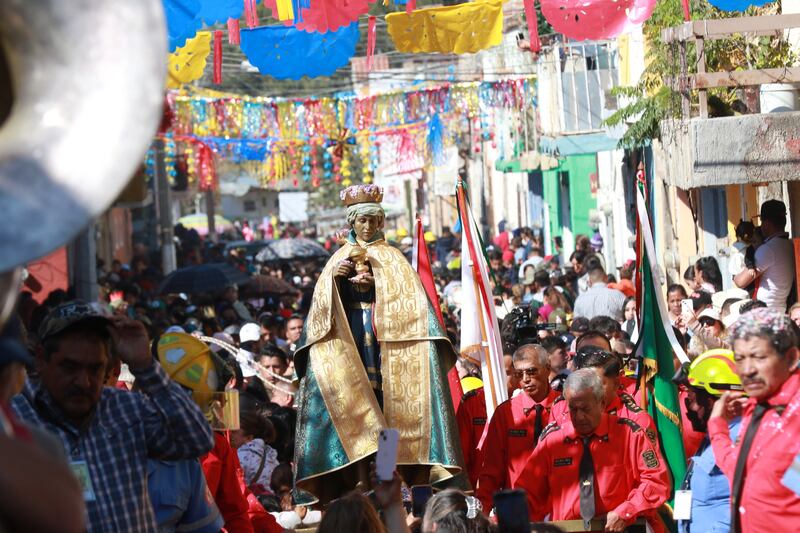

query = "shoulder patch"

[
  {"left": 617, "top": 417, "right": 643, "bottom": 433},
  {"left": 642, "top": 449, "right": 659, "bottom": 469},
  {"left": 553, "top": 395, "right": 565, "bottom": 404},
  {"left": 645, "top": 428, "right": 657, "bottom": 445},
  {"left": 538, "top": 422, "right": 561, "bottom": 442},
  {"left": 620, "top": 392, "right": 643, "bottom": 413}
]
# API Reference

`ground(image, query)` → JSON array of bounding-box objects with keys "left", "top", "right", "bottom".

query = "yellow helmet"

[
  {"left": 424, "top": 231, "right": 436, "bottom": 243},
  {"left": 156, "top": 332, "right": 219, "bottom": 409},
  {"left": 686, "top": 349, "right": 743, "bottom": 396}
]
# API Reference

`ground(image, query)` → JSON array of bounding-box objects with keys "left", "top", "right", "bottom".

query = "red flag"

[
  {"left": 227, "top": 18, "right": 241, "bottom": 45},
  {"left": 412, "top": 217, "right": 462, "bottom": 412}
]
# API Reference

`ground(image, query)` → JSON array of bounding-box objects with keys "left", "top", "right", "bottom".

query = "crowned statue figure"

[{"left": 293, "top": 184, "right": 463, "bottom": 502}]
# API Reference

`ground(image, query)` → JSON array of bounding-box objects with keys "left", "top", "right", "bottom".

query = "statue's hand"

[
  {"left": 335, "top": 260, "right": 354, "bottom": 278},
  {"left": 350, "top": 272, "right": 375, "bottom": 287}
]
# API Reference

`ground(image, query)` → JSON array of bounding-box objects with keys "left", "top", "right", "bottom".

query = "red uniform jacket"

[
  {"left": 551, "top": 391, "right": 659, "bottom": 446},
  {"left": 202, "top": 433, "right": 254, "bottom": 533},
  {"left": 709, "top": 371, "right": 800, "bottom": 533},
  {"left": 514, "top": 414, "right": 670, "bottom": 532},
  {"left": 456, "top": 387, "right": 487, "bottom": 489},
  {"left": 475, "top": 389, "right": 559, "bottom": 511}
]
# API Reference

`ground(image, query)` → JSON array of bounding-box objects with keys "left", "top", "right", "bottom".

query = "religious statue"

[{"left": 293, "top": 184, "right": 463, "bottom": 502}]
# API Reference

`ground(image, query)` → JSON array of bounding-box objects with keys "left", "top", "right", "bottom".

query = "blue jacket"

[
  {"left": 147, "top": 459, "right": 223, "bottom": 533},
  {"left": 679, "top": 418, "right": 741, "bottom": 533}
]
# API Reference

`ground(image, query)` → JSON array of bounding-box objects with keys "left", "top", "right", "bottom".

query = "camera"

[{"left": 501, "top": 305, "right": 564, "bottom": 347}]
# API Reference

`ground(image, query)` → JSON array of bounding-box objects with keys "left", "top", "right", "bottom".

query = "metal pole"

[
  {"left": 153, "top": 139, "right": 176, "bottom": 274},
  {"left": 69, "top": 223, "right": 98, "bottom": 302}
]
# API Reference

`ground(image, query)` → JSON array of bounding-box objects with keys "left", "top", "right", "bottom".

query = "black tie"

[
  {"left": 533, "top": 404, "right": 544, "bottom": 444},
  {"left": 730, "top": 403, "right": 770, "bottom": 533},
  {"left": 579, "top": 436, "right": 595, "bottom": 530}
]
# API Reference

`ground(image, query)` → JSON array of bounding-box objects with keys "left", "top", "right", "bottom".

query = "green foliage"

[{"left": 603, "top": 0, "right": 797, "bottom": 148}]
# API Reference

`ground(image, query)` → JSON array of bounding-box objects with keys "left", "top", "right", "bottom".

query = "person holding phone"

[
  {"left": 514, "top": 369, "right": 670, "bottom": 532},
  {"left": 476, "top": 345, "right": 559, "bottom": 512}
]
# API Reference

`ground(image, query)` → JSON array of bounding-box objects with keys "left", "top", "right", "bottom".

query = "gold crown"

[{"left": 340, "top": 184, "right": 384, "bottom": 206}]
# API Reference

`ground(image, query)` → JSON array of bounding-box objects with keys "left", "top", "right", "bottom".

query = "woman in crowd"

[
  {"left": 230, "top": 411, "right": 279, "bottom": 496},
  {"left": 694, "top": 257, "right": 723, "bottom": 293},
  {"left": 422, "top": 489, "right": 496, "bottom": 533},
  {"left": 620, "top": 296, "right": 638, "bottom": 343},
  {"left": 686, "top": 308, "right": 729, "bottom": 357}
]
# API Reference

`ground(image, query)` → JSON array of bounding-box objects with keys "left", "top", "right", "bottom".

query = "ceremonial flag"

[
  {"left": 412, "top": 216, "right": 463, "bottom": 412},
  {"left": 456, "top": 181, "right": 507, "bottom": 418},
  {"left": 635, "top": 174, "right": 690, "bottom": 504}
]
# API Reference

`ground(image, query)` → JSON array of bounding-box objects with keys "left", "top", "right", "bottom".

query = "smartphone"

[
  {"left": 493, "top": 489, "right": 529, "bottom": 533},
  {"left": 411, "top": 485, "right": 433, "bottom": 518},
  {"left": 376, "top": 428, "right": 400, "bottom": 482},
  {"left": 681, "top": 299, "right": 694, "bottom": 315}
]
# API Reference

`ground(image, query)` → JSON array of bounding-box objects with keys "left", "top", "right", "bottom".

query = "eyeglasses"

[
  {"left": 513, "top": 368, "right": 539, "bottom": 379},
  {"left": 699, "top": 318, "right": 718, "bottom": 327}
]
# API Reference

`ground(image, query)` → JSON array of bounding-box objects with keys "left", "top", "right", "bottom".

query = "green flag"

[{"left": 636, "top": 184, "right": 688, "bottom": 510}]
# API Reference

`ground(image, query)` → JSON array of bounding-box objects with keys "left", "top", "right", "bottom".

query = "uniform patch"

[
  {"left": 645, "top": 428, "right": 657, "bottom": 444},
  {"left": 621, "top": 393, "right": 643, "bottom": 413},
  {"left": 539, "top": 422, "right": 561, "bottom": 442},
  {"left": 618, "top": 417, "right": 643, "bottom": 433},
  {"left": 473, "top": 418, "right": 487, "bottom": 425},
  {"left": 508, "top": 429, "right": 528, "bottom": 437},
  {"left": 554, "top": 457, "right": 573, "bottom": 467},
  {"left": 642, "top": 449, "right": 659, "bottom": 468}
]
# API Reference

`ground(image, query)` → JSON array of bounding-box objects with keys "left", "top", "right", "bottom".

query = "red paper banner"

[
  {"left": 213, "top": 30, "right": 223, "bottom": 85},
  {"left": 523, "top": 0, "right": 541, "bottom": 53},
  {"left": 227, "top": 17, "right": 241, "bottom": 45},
  {"left": 366, "top": 16, "right": 377, "bottom": 71}
]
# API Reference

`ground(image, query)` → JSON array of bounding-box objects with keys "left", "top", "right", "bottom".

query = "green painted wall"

[{"left": 540, "top": 154, "right": 598, "bottom": 250}]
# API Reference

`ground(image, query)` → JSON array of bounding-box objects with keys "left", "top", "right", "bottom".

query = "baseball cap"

[
  {"left": 38, "top": 300, "right": 112, "bottom": 342},
  {"left": 711, "top": 288, "right": 749, "bottom": 311},
  {"left": 240, "top": 322, "right": 261, "bottom": 344}
]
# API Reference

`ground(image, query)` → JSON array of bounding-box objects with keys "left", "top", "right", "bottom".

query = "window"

[{"left": 244, "top": 200, "right": 256, "bottom": 212}]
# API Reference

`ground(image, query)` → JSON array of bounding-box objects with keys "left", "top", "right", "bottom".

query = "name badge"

[
  {"left": 508, "top": 429, "right": 527, "bottom": 437},
  {"left": 473, "top": 418, "right": 487, "bottom": 425},
  {"left": 70, "top": 460, "right": 97, "bottom": 502},
  {"left": 673, "top": 490, "right": 692, "bottom": 520}
]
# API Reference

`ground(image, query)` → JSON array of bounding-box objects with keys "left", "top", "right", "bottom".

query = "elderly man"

[
  {"left": 12, "top": 301, "right": 214, "bottom": 532},
  {"left": 708, "top": 307, "right": 800, "bottom": 532},
  {"left": 514, "top": 369, "right": 670, "bottom": 532},
  {"left": 475, "top": 344, "right": 559, "bottom": 512}
]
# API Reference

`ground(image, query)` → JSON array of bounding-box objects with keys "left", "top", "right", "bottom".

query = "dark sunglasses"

[{"left": 513, "top": 367, "right": 540, "bottom": 379}]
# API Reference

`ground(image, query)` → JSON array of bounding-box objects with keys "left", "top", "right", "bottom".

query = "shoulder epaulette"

[
  {"left": 553, "top": 395, "right": 565, "bottom": 405},
  {"left": 620, "top": 392, "right": 643, "bottom": 413},
  {"left": 617, "top": 417, "right": 644, "bottom": 433},
  {"left": 539, "top": 421, "right": 561, "bottom": 442},
  {"left": 462, "top": 388, "right": 480, "bottom": 402}
]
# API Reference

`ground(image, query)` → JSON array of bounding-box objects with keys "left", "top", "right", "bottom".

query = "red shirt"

[
  {"left": 678, "top": 387, "right": 706, "bottom": 459},
  {"left": 551, "top": 391, "right": 659, "bottom": 446},
  {"left": 456, "top": 387, "right": 487, "bottom": 489},
  {"left": 475, "top": 389, "right": 559, "bottom": 511},
  {"left": 202, "top": 433, "right": 255, "bottom": 533},
  {"left": 709, "top": 371, "right": 800, "bottom": 533},
  {"left": 514, "top": 413, "right": 670, "bottom": 532}
]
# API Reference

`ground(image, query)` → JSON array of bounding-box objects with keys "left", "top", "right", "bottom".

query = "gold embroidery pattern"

[
  {"left": 382, "top": 340, "right": 432, "bottom": 464},
  {"left": 303, "top": 246, "right": 350, "bottom": 346},
  {"left": 369, "top": 245, "right": 429, "bottom": 340},
  {"left": 310, "top": 284, "right": 386, "bottom": 460}
]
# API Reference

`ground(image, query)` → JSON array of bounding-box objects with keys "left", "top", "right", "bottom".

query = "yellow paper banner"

[
  {"left": 386, "top": 0, "right": 503, "bottom": 55},
  {"left": 167, "top": 32, "right": 212, "bottom": 89}
]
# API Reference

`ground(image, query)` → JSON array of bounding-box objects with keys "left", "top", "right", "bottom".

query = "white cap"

[
  {"left": 723, "top": 299, "right": 752, "bottom": 329},
  {"left": 401, "top": 237, "right": 413, "bottom": 246},
  {"left": 239, "top": 322, "right": 261, "bottom": 344},
  {"left": 711, "top": 288, "right": 750, "bottom": 311},
  {"left": 210, "top": 332, "right": 235, "bottom": 354},
  {"left": 235, "top": 348, "right": 259, "bottom": 378},
  {"left": 698, "top": 308, "right": 722, "bottom": 323}
]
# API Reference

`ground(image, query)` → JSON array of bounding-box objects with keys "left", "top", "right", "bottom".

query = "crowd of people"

[{"left": 1, "top": 195, "right": 799, "bottom": 533}]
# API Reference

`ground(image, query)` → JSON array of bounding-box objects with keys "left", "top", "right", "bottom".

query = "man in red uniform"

[
  {"left": 515, "top": 369, "right": 670, "bottom": 532},
  {"left": 456, "top": 386, "right": 486, "bottom": 489},
  {"left": 575, "top": 329, "right": 637, "bottom": 396},
  {"left": 708, "top": 308, "right": 800, "bottom": 533},
  {"left": 552, "top": 346, "right": 658, "bottom": 445},
  {"left": 475, "top": 344, "right": 559, "bottom": 511}
]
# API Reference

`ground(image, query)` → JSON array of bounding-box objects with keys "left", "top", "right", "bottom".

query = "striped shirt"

[{"left": 12, "top": 362, "right": 214, "bottom": 532}]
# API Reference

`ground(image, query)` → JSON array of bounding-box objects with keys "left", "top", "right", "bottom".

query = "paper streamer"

[
  {"left": 406, "top": 0, "right": 416, "bottom": 14},
  {"left": 244, "top": 0, "right": 258, "bottom": 27},
  {"left": 523, "top": 0, "right": 541, "bottom": 53},
  {"left": 540, "top": 0, "right": 656, "bottom": 41},
  {"left": 681, "top": 0, "right": 690, "bottom": 20},
  {"left": 227, "top": 17, "right": 241, "bottom": 44},
  {"left": 708, "top": 0, "right": 773, "bottom": 10},
  {"left": 213, "top": 30, "right": 223, "bottom": 84},
  {"left": 276, "top": 0, "right": 295, "bottom": 21},
  {"left": 167, "top": 32, "right": 212, "bottom": 89},
  {"left": 367, "top": 16, "right": 377, "bottom": 71}
]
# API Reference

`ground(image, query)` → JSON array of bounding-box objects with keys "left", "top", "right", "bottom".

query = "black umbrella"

[
  {"left": 255, "top": 238, "right": 330, "bottom": 262},
  {"left": 158, "top": 263, "right": 251, "bottom": 295}
]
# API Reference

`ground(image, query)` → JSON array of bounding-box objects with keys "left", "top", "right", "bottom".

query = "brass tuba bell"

[{"left": 0, "top": 0, "right": 167, "bottom": 273}]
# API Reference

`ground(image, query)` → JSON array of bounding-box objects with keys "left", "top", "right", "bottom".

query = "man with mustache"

[
  {"left": 11, "top": 301, "right": 214, "bottom": 532},
  {"left": 475, "top": 344, "right": 558, "bottom": 512},
  {"left": 708, "top": 307, "right": 800, "bottom": 533}
]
